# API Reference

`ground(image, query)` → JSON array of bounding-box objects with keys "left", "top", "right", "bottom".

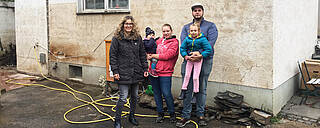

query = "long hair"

[{"left": 114, "top": 16, "right": 140, "bottom": 40}]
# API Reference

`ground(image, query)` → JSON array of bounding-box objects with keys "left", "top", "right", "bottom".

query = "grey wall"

[{"left": 0, "top": 2, "right": 15, "bottom": 54}]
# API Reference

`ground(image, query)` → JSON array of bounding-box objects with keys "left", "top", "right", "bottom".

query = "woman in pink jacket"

[{"left": 147, "top": 24, "right": 179, "bottom": 124}]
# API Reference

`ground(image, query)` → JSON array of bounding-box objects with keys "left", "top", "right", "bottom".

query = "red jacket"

[{"left": 152, "top": 36, "right": 179, "bottom": 76}]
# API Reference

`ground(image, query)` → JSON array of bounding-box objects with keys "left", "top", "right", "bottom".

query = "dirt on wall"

[{"left": 49, "top": 43, "right": 95, "bottom": 65}]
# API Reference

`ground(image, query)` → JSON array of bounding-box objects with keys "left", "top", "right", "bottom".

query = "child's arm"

[
  {"left": 180, "top": 38, "right": 189, "bottom": 58},
  {"left": 199, "top": 38, "right": 213, "bottom": 58},
  {"left": 150, "top": 38, "right": 157, "bottom": 54}
]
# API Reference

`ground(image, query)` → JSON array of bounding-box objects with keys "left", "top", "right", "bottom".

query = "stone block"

[{"left": 250, "top": 110, "right": 271, "bottom": 125}]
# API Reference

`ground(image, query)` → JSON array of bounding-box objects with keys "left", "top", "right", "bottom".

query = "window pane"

[
  {"left": 85, "top": 0, "right": 95, "bottom": 9},
  {"left": 96, "top": 0, "right": 104, "bottom": 9},
  {"left": 108, "top": 0, "right": 129, "bottom": 9},
  {"left": 85, "top": 0, "right": 104, "bottom": 9}
]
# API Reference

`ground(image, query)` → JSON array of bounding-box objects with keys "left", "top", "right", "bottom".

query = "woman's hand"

[
  {"left": 144, "top": 71, "right": 148, "bottom": 77},
  {"left": 114, "top": 74, "right": 120, "bottom": 80}
]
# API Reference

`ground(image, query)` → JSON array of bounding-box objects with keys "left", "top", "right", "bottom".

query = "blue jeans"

[
  {"left": 151, "top": 76, "right": 175, "bottom": 114},
  {"left": 115, "top": 84, "right": 139, "bottom": 120},
  {"left": 181, "top": 58, "right": 213, "bottom": 119}
]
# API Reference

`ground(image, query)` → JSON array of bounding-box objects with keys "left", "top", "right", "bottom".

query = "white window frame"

[{"left": 77, "top": 0, "right": 130, "bottom": 14}]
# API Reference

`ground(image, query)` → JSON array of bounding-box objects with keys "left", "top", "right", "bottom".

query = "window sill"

[{"left": 76, "top": 10, "right": 130, "bottom": 15}]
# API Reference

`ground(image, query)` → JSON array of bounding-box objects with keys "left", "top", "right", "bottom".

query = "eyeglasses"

[{"left": 124, "top": 23, "right": 133, "bottom": 26}]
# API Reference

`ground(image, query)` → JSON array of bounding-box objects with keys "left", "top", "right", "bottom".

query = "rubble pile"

[
  {"left": 212, "top": 91, "right": 252, "bottom": 125},
  {"left": 212, "top": 91, "right": 272, "bottom": 126}
]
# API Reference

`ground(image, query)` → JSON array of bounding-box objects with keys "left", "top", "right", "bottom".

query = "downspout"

[{"left": 46, "top": 0, "right": 50, "bottom": 75}]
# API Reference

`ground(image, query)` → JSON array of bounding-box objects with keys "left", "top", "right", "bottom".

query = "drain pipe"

[{"left": 46, "top": 0, "right": 51, "bottom": 74}]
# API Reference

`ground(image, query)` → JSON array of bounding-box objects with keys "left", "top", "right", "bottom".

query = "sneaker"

[
  {"left": 155, "top": 113, "right": 164, "bottom": 123},
  {"left": 176, "top": 118, "right": 190, "bottom": 128},
  {"left": 149, "top": 69, "right": 158, "bottom": 77},
  {"left": 198, "top": 116, "right": 207, "bottom": 126}
]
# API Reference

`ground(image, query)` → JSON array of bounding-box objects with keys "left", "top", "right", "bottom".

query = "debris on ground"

[
  {"left": 1, "top": 66, "right": 318, "bottom": 128},
  {"left": 209, "top": 91, "right": 274, "bottom": 127},
  {"left": 250, "top": 109, "right": 272, "bottom": 125}
]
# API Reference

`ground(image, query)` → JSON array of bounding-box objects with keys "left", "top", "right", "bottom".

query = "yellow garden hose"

[{"left": 5, "top": 46, "right": 199, "bottom": 128}]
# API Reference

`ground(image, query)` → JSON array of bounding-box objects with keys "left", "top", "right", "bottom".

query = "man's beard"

[{"left": 193, "top": 16, "right": 203, "bottom": 21}]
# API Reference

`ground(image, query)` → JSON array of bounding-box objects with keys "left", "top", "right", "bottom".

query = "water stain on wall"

[{"left": 49, "top": 43, "right": 95, "bottom": 65}]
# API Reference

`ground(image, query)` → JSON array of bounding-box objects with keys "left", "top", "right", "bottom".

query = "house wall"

[
  {"left": 272, "top": 0, "right": 318, "bottom": 114},
  {"left": 15, "top": 0, "right": 318, "bottom": 114},
  {"left": 48, "top": 0, "right": 274, "bottom": 89},
  {"left": 15, "top": 0, "right": 48, "bottom": 74},
  {"left": 0, "top": 2, "right": 15, "bottom": 53},
  {"left": 273, "top": 0, "right": 318, "bottom": 89}
]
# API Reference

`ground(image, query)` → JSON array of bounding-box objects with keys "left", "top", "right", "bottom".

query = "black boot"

[
  {"left": 178, "top": 90, "right": 185, "bottom": 100},
  {"left": 114, "top": 119, "right": 121, "bottom": 128},
  {"left": 128, "top": 114, "right": 139, "bottom": 126},
  {"left": 155, "top": 112, "right": 164, "bottom": 123}
]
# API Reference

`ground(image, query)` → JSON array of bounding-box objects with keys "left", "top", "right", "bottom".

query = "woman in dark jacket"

[{"left": 109, "top": 16, "right": 148, "bottom": 128}]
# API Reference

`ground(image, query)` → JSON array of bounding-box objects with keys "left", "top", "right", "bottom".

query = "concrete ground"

[
  {"left": 0, "top": 66, "right": 318, "bottom": 128},
  {"left": 280, "top": 94, "right": 320, "bottom": 126}
]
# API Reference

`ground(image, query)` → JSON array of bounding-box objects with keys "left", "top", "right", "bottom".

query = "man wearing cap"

[{"left": 176, "top": 3, "right": 218, "bottom": 127}]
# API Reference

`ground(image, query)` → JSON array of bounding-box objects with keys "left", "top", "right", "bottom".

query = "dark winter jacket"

[
  {"left": 109, "top": 35, "right": 148, "bottom": 85},
  {"left": 143, "top": 37, "right": 157, "bottom": 54}
]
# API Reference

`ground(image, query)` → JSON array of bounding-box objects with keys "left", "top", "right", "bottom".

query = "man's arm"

[
  {"left": 207, "top": 23, "right": 218, "bottom": 48},
  {"left": 180, "top": 25, "right": 188, "bottom": 43}
]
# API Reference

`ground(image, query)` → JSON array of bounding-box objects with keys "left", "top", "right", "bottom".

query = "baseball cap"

[{"left": 191, "top": 3, "right": 204, "bottom": 11}]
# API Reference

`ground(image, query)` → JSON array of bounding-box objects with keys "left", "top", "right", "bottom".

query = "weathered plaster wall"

[
  {"left": 49, "top": 1, "right": 111, "bottom": 67},
  {"left": 49, "top": 0, "right": 273, "bottom": 88},
  {"left": 273, "top": 0, "right": 318, "bottom": 89},
  {"left": 15, "top": 0, "right": 48, "bottom": 74},
  {"left": 318, "top": 0, "right": 320, "bottom": 37},
  {"left": 206, "top": 0, "right": 273, "bottom": 89},
  {"left": 0, "top": 2, "right": 15, "bottom": 53}
]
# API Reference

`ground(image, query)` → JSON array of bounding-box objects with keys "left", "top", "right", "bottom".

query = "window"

[{"left": 78, "top": 0, "right": 130, "bottom": 13}]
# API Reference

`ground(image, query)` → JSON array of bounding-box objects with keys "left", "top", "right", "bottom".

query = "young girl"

[{"left": 180, "top": 23, "right": 212, "bottom": 93}]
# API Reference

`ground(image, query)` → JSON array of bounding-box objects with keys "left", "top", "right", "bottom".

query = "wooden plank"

[
  {"left": 301, "top": 61, "right": 320, "bottom": 90},
  {"left": 306, "top": 59, "right": 320, "bottom": 63},
  {"left": 105, "top": 40, "right": 114, "bottom": 82},
  {"left": 307, "top": 78, "right": 317, "bottom": 84},
  {"left": 313, "top": 79, "right": 320, "bottom": 84}
]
